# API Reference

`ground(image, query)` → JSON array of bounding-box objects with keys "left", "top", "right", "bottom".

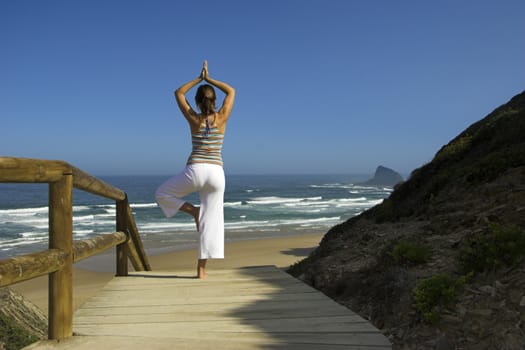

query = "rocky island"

[{"left": 360, "top": 165, "right": 404, "bottom": 187}]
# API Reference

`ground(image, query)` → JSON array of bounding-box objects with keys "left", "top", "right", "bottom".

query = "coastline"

[{"left": 10, "top": 232, "right": 324, "bottom": 314}]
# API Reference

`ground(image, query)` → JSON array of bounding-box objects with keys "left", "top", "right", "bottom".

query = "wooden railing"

[{"left": 0, "top": 156, "right": 151, "bottom": 340}]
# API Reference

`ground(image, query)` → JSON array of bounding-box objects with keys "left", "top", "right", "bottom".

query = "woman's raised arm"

[
  {"left": 174, "top": 76, "right": 203, "bottom": 121},
  {"left": 202, "top": 62, "right": 235, "bottom": 120}
]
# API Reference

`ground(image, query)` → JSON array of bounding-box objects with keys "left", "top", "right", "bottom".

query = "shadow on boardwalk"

[{"left": 225, "top": 265, "right": 391, "bottom": 349}]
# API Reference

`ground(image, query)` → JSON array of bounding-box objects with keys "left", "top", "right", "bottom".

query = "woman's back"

[{"left": 187, "top": 116, "right": 225, "bottom": 166}]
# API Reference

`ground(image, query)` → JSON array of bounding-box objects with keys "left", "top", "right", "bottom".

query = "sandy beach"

[{"left": 10, "top": 233, "right": 324, "bottom": 314}]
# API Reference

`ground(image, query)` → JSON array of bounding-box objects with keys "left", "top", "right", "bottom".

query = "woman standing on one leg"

[{"left": 155, "top": 61, "right": 235, "bottom": 279}]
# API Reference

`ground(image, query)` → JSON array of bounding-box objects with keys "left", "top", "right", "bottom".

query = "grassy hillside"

[{"left": 289, "top": 90, "right": 525, "bottom": 350}]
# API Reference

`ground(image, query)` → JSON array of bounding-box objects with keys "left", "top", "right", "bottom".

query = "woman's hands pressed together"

[{"left": 200, "top": 60, "right": 209, "bottom": 81}]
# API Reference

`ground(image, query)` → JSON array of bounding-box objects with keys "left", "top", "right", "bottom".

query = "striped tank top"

[{"left": 187, "top": 125, "right": 225, "bottom": 166}]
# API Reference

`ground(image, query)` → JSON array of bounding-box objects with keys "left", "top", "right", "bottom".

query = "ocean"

[{"left": 0, "top": 174, "right": 392, "bottom": 259}]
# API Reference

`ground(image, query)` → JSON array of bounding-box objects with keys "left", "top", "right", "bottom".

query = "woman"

[{"left": 155, "top": 61, "right": 235, "bottom": 279}]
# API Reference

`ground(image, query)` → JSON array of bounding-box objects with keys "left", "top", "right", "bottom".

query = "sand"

[{"left": 10, "top": 233, "right": 324, "bottom": 314}]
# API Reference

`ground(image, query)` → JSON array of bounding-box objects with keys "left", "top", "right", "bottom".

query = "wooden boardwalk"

[{"left": 27, "top": 266, "right": 391, "bottom": 349}]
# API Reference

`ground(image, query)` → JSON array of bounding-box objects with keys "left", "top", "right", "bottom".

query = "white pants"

[{"left": 155, "top": 164, "right": 225, "bottom": 259}]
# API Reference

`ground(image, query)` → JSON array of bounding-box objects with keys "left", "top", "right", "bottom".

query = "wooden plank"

[
  {"left": 93, "top": 271, "right": 312, "bottom": 289},
  {"left": 0, "top": 156, "right": 70, "bottom": 183},
  {"left": 119, "top": 265, "right": 280, "bottom": 277},
  {"left": 72, "top": 232, "right": 127, "bottom": 263},
  {"left": 117, "top": 269, "right": 296, "bottom": 281},
  {"left": 74, "top": 296, "right": 358, "bottom": 317},
  {"left": 0, "top": 249, "right": 66, "bottom": 287},
  {"left": 74, "top": 309, "right": 356, "bottom": 323},
  {"left": 74, "top": 297, "right": 348, "bottom": 317},
  {"left": 94, "top": 268, "right": 300, "bottom": 287},
  {"left": 73, "top": 315, "right": 377, "bottom": 331},
  {"left": 73, "top": 323, "right": 383, "bottom": 338},
  {"left": 96, "top": 278, "right": 303, "bottom": 290},
  {"left": 79, "top": 293, "right": 329, "bottom": 309},
  {"left": 28, "top": 335, "right": 390, "bottom": 350},
  {"left": 71, "top": 166, "right": 125, "bottom": 201},
  {"left": 90, "top": 279, "right": 313, "bottom": 295},
  {"left": 73, "top": 323, "right": 389, "bottom": 346}
]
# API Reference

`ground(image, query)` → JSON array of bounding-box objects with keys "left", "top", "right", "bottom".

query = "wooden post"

[
  {"left": 116, "top": 196, "right": 129, "bottom": 276},
  {"left": 125, "top": 204, "right": 151, "bottom": 271},
  {"left": 48, "top": 174, "right": 73, "bottom": 340}
]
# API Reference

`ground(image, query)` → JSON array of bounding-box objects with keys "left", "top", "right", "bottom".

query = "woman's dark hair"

[{"left": 195, "top": 84, "right": 216, "bottom": 115}]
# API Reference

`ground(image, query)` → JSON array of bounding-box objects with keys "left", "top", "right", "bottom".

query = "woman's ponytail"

[{"left": 195, "top": 84, "right": 217, "bottom": 115}]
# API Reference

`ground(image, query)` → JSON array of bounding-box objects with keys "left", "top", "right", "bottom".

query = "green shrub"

[
  {"left": 434, "top": 135, "right": 472, "bottom": 163},
  {"left": 0, "top": 312, "right": 40, "bottom": 350},
  {"left": 412, "top": 273, "right": 469, "bottom": 323},
  {"left": 459, "top": 223, "right": 525, "bottom": 274},
  {"left": 391, "top": 241, "right": 431, "bottom": 266}
]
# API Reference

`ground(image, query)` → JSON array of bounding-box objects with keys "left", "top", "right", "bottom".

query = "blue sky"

[{"left": 2, "top": 1, "right": 524, "bottom": 176}]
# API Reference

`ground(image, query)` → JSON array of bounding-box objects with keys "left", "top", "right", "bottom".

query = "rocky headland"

[{"left": 289, "top": 90, "right": 525, "bottom": 349}]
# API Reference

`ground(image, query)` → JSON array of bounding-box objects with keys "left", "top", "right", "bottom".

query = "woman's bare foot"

[
  {"left": 197, "top": 259, "right": 207, "bottom": 279},
  {"left": 198, "top": 269, "right": 208, "bottom": 279}
]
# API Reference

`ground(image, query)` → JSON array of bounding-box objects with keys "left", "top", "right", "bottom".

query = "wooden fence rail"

[{"left": 0, "top": 156, "right": 151, "bottom": 340}]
